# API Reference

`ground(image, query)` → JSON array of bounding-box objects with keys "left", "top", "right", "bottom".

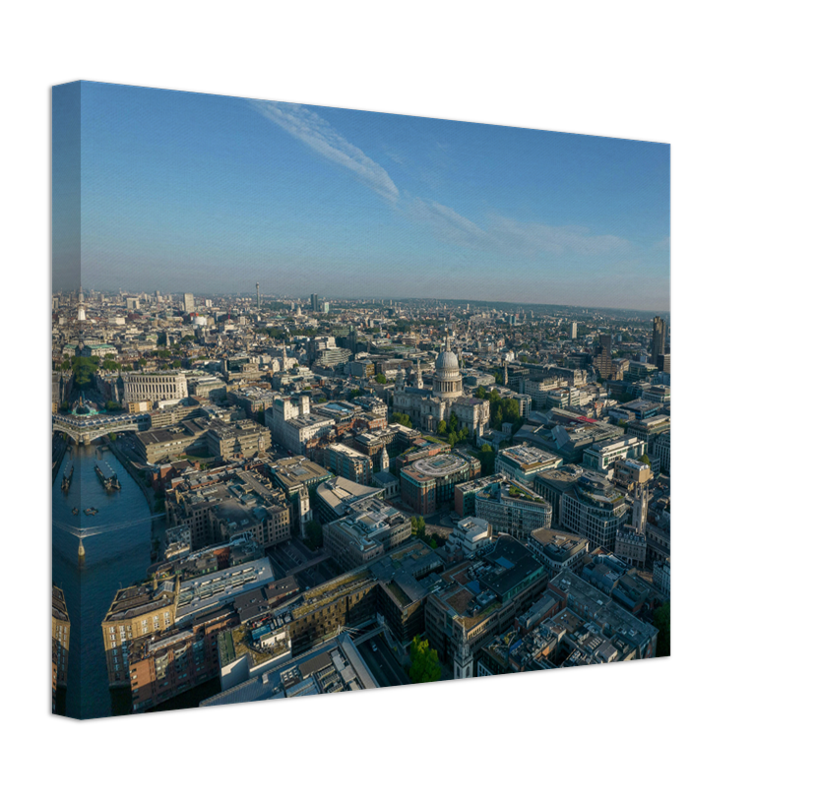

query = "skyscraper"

[
  {"left": 651, "top": 316, "right": 666, "bottom": 364},
  {"left": 570, "top": 321, "right": 578, "bottom": 339},
  {"left": 183, "top": 293, "right": 195, "bottom": 314},
  {"left": 593, "top": 334, "right": 613, "bottom": 380},
  {"left": 310, "top": 293, "right": 320, "bottom": 312},
  {"left": 256, "top": 282, "right": 260, "bottom": 309}
]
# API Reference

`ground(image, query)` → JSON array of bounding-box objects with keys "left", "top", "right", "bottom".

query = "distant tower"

[
  {"left": 415, "top": 359, "right": 423, "bottom": 389},
  {"left": 380, "top": 447, "right": 390, "bottom": 472},
  {"left": 570, "top": 321, "right": 578, "bottom": 339},
  {"left": 256, "top": 282, "right": 260, "bottom": 309},
  {"left": 651, "top": 316, "right": 666, "bottom": 365},
  {"left": 503, "top": 360, "right": 509, "bottom": 387},
  {"left": 77, "top": 285, "right": 86, "bottom": 323}
]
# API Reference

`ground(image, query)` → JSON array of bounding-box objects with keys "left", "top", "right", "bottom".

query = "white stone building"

[{"left": 392, "top": 341, "right": 490, "bottom": 436}]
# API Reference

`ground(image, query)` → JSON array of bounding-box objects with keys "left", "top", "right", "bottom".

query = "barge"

[
  {"left": 94, "top": 461, "right": 121, "bottom": 492},
  {"left": 61, "top": 462, "right": 74, "bottom": 492}
]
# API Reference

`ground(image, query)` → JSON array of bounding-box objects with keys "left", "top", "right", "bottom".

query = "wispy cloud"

[
  {"left": 404, "top": 198, "right": 493, "bottom": 249},
  {"left": 250, "top": 99, "right": 632, "bottom": 258},
  {"left": 250, "top": 100, "right": 400, "bottom": 202},
  {"left": 487, "top": 216, "right": 632, "bottom": 256}
]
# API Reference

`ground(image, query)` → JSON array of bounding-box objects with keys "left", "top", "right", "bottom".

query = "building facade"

[{"left": 123, "top": 372, "right": 188, "bottom": 404}]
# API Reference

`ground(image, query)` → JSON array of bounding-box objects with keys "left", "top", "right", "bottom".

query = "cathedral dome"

[{"left": 435, "top": 349, "right": 460, "bottom": 372}]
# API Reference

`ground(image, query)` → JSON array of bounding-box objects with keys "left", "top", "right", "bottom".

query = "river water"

[{"left": 52, "top": 443, "right": 154, "bottom": 719}]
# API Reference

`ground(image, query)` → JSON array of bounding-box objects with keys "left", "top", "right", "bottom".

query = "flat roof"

[{"left": 175, "top": 557, "right": 274, "bottom": 623}]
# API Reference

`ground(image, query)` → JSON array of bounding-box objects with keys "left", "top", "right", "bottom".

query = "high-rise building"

[
  {"left": 651, "top": 316, "right": 666, "bottom": 365},
  {"left": 593, "top": 334, "right": 613, "bottom": 380},
  {"left": 183, "top": 293, "right": 195, "bottom": 314},
  {"left": 570, "top": 321, "right": 578, "bottom": 339},
  {"left": 256, "top": 282, "right": 260, "bottom": 309},
  {"left": 310, "top": 293, "right": 320, "bottom": 312}
]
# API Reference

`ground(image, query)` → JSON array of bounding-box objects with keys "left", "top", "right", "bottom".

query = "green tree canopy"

[
  {"left": 409, "top": 635, "right": 442, "bottom": 683},
  {"left": 375, "top": 373, "right": 387, "bottom": 384},
  {"left": 305, "top": 519, "right": 323, "bottom": 550}
]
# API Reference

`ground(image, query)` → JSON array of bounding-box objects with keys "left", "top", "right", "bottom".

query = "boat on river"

[
  {"left": 94, "top": 462, "right": 121, "bottom": 492},
  {"left": 61, "top": 462, "right": 74, "bottom": 492}
]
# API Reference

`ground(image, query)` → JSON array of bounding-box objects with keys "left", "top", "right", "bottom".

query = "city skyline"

[{"left": 53, "top": 82, "right": 670, "bottom": 311}]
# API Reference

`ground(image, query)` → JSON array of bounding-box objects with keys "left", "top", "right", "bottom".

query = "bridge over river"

[{"left": 52, "top": 411, "right": 151, "bottom": 445}]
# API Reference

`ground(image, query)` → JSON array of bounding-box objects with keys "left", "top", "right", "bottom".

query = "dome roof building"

[
  {"left": 392, "top": 332, "right": 490, "bottom": 439},
  {"left": 433, "top": 338, "right": 463, "bottom": 400}
]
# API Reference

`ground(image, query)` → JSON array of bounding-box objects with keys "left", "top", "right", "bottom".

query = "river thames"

[{"left": 52, "top": 442, "right": 154, "bottom": 719}]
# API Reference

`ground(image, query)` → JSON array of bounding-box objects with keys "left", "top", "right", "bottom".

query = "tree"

[
  {"left": 479, "top": 444, "right": 496, "bottom": 475},
  {"left": 654, "top": 603, "right": 670, "bottom": 657},
  {"left": 436, "top": 419, "right": 447, "bottom": 435},
  {"left": 639, "top": 453, "right": 652, "bottom": 466},
  {"left": 305, "top": 520, "right": 323, "bottom": 550},
  {"left": 475, "top": 385, "right": 487, "bottom": 399},
  {"left": 409, "top": 635, "right": 441, "bottom": 683},
  {"left": 375, "top": 373, "right": 387, "bottom": 384}
]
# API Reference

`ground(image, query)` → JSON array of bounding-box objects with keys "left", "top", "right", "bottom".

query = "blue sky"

[{"left": 53, "top": 81, "right": 670, "bottom": 311}]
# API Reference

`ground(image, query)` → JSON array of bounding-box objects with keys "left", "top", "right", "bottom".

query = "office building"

[
  {"left": 266, "top": 456, "right": 331, "bottom": 535},
  {"left": 560, "top": 471, "right": 629, "bottom": 550},
  {"left": 129, "top": 606, "right": 233, "bottom": 712},
  {"left": 548, "top": 570, "right": 658, "bottom": 659},
  {"left": 400, "top": 451, "right": 481, "bottom": 515},
  {"left": 314, "top": 476, "right": 384, "bottom": 524},
  {"left": 101, "top": 580, "right": 179, "bottom": 686},
  {"left": 52, "top": 586, "right": 70, "bottom": 706},
  {"left": 202, "top": 632, "right": 379, "bottom": 707},
  {"left": 166, "top": 467, "right": 291, "bottom": 551},
  {"left": 473, "top": 479, "right": 553, "bottom": 541},
  {"left": 447, "top": 517, "right": 493, "bottom": 556},
  {"left": 653, "top": 558, "right": 671, "bottom": 598},
  {"left": 495, "top": 444, "right": 562, "bottom": 485},
  {"left": 627, "top": 415, "right": 671, "bottom": 453},
  {"left": 527, "top": 528, "right": 589, "bottom": 573},
  {"left": 323, "top": 497, "right": 411, "bottom": 572},
  {"left": 454, "top": 475, "right": 503, "bottom": 518},
  {"left": 581, "top": 435, "right": 646, "bottom": 473},
  {"left": 425, "top": 537, "right": 549, "bottom": 679},
  {"left": 593, "top": 334, "right": 613, "bottom": 380},
  {"left": 651, "top": 316, "right": 666, "bottom": 365},
  {"left": 123, "top": 371, "right": 188, "bottom": 404},
  {"left": 652, "top": 432, "right": 670, "bottom": 475}
]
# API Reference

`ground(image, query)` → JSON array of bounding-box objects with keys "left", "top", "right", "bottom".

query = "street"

[{"left": 356, "top": 633, "right": 411, "bottom": 688}]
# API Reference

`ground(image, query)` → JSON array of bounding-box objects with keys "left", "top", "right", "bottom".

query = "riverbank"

[
  {"left": 52, "top": 433, "right": 68, "bottom": 484},
  {"left": 107, "top": 437, "right": 166, "bottom": 560}
]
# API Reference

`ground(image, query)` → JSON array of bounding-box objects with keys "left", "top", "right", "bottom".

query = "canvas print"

[{"left": 51, "top": 81, "right": 670, "bottom": 720}]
